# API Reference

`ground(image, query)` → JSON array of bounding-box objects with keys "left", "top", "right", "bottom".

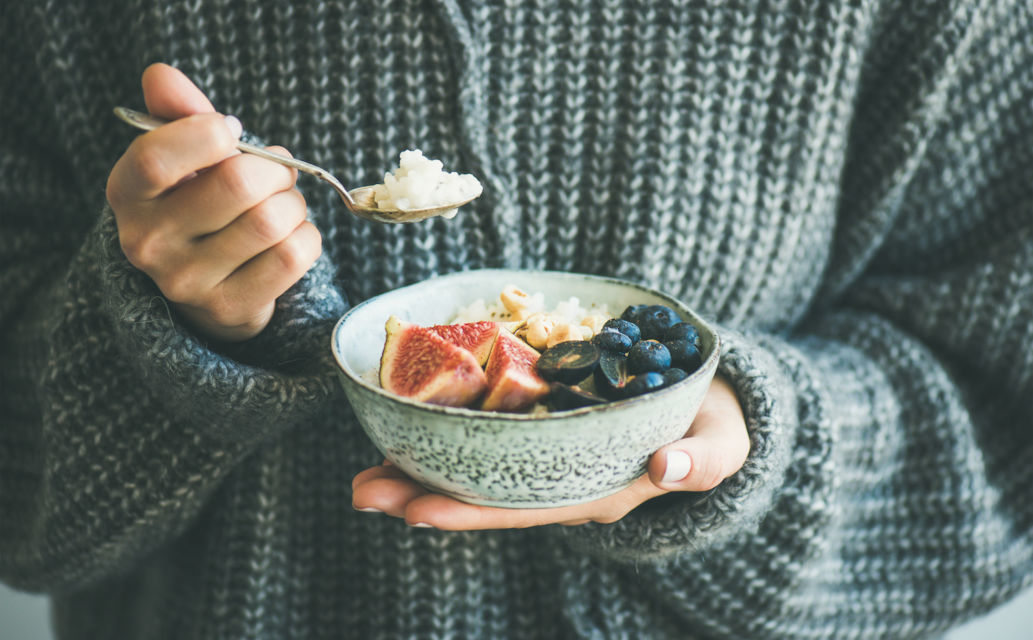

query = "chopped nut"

[
  {"left": 500, "top": 285, "right": 533, "bottom": 314},
  {"left": 509, "top": 307, "right": 540, "bottom": 322},
  {"left": 524, "top": 313, "right": 556, "bottom": 350},
  {"left": 546, "top": 323, "right": 584, "bottom": 349},
  {"left": 580, "top": 314, "right": 609, "bottom": 335}
]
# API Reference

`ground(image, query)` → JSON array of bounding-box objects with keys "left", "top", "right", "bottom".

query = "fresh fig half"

[
  {"left": 427, "top": 321, "right": 500, "bottom": 366},
  {"left": 480, "top": 329, "right": 551, "bottom": 412},
  {"left": 379, "top": 316, "right": 488, "bottom": 407}
]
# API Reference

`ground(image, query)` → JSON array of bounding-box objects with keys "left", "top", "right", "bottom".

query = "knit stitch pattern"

[{"left": 1, "top": 1, "right": 1032, "bottom": 638}]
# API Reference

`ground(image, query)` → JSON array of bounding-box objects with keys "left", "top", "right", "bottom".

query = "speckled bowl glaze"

[{"left": 331, "top": 269, "right": 720, "bottom": 508}]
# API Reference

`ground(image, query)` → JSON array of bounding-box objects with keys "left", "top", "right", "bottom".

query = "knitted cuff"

[
  {"left": 216, "top": 252, "right": 348, "bottom": 371},
  {"left": 552, "top": 325, "right": 797, "bottom": 562},
  {"left": 88, "top": 207, "right": 346, "bottom": 442}
]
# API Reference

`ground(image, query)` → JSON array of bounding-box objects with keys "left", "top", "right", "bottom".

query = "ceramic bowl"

[{"left": 331, "top": 269, "right": 720, "bottom": 508}]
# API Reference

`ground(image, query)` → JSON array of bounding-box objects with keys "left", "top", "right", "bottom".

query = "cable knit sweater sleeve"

[
  {"left": 549, "top": 3, "right": 1033, "bottom": 631},
  {"left": 0, "top": 83, "right": 346, "bottom": 590}
]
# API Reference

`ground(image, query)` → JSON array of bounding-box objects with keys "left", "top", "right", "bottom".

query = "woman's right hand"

[{"left": 106, "top": 63, "right": 322, "bottom": 342}]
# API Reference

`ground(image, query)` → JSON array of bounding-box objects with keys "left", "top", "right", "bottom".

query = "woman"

[{"left": 1, "top": 1, "right": 1030, "bottom": 638}]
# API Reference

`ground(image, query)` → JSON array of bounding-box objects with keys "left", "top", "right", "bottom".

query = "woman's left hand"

[{"left": 351, "top": 376, "right": 749, "bottom": 530}]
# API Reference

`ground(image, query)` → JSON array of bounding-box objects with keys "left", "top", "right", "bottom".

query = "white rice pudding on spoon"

[{"left": 372, "top": 150, "right": 483, "bottom": 219}]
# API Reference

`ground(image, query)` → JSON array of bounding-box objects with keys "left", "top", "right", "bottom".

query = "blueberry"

[
  {"left": 547, "top": 382, "right": 608, "bottom": 411},
  {"left": 661, "top": 367, "right": 688, "bottom": 388},
  {"left": 665, "top": 338, "right": 702, "bottom": 372},
  {"left": 591, "top": 328, "right": 633, "bottom": 353},
  {"left": 622, "top": 372, "right": 666, "bottom": 398},
  {"left": 663, "top": 322, "right": 699, "bottom": 346},
  {"left": 602, "top": 318, "right": 641, "bottom": 344},
  {"left": 627, "top": 339, "right": 671, "bottom": 374},
  {"left": 620, "top": 304, "right": 649, "bottom": 325},
  {"left": 637, "top": 305, "right": 681, "bottom": 340},
  {"left": 594, "top": 350, "right": 629, "bottom": 399}
]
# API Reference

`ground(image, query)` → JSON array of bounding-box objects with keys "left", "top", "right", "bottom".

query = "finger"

[
  {"left": 649, "top": 378, "right": 749, "bottom": 492},
  {"left": 352, "top": 464, "right": 408, "bottom": 491},
  {"left": 403, "top": 494, "right": 602, "bottom": 530},
  {"left": 116, "top": 150, "right": 300, "bottom": 294},
  {"left": 109, "top": 112, "right": 242, "bottom": 204},
  {"left": 402, "top": 493, "right": 565, "bottom": 530},
  {"left": 203, "top": 187, "right": 307, "bottom": 268},
  {"left": 142, "top": 63, "right": 216, "bottom": 119},
  {"left": 352, "top": 475, "right": 430, "bottom": 518},
  {"left": 205, "top": 220, "right": 322, "bottom": 326},
  {"left": 160, "top": 147, "right": 299, "bottom": 237},
  {"left": 200, "top": 189, "right": 307, "bottom": 273},
  {"left": 401, "top": 475, "right": 662, "bottom": 530},
  {"left": 132, "top": 189, "right": 306, "bottom": 307},
  {"left": 162, "top": 146, "right": 299, "bottom": 237}
]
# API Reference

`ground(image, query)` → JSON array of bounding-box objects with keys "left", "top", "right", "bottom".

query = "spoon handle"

[{"left": 112, "top": 106, "right": 356, "bottom": 207}]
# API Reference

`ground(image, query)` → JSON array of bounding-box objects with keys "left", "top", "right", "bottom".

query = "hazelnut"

[
  {"left": 500, "top": 285, "right": 533, "bottom": 314},
  {"left": 546, "top": 323, "right": 584, "bottom": 349},
  {"left": 580, "top": 314, "right": 610, "bottom": 335}
]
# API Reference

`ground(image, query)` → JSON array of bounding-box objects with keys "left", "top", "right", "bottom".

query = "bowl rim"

[{"left": 331, "top": 268, "right": 721, "bottom": 422}]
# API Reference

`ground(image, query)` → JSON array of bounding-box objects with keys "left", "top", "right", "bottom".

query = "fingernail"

[
  {"left": 224, "top": 114, "right": 243, "bottom": 139},
  {"left": 410, "top": 522, "right": 434, "bottom": 529},
  {"left": 661, "top": 450, "right": 692, "bottom": 484},
  {"left": 355, "top": 506, "right": 381, "bottom": 513}
]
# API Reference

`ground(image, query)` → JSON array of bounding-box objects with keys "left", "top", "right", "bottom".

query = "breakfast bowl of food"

[{"left": 331, "top": 269, "right": 720, "bottom": 508}]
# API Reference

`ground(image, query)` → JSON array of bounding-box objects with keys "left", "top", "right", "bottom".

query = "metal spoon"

[{"left": 113, "top": 106, "right": 480, "bottom": 223}]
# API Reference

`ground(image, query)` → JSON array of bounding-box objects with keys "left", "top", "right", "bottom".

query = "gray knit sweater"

[{"left": 2, "top": 1, "right": 1031, "bottom": 638}]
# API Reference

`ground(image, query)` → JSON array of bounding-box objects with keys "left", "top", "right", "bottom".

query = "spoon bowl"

[{"left": 113, "top": 107, "right": 480, "bottom": 223}]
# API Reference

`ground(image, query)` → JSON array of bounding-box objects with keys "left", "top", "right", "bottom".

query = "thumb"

[
  {"left": 141, "top": 62, "right": 216, "bottom": 120},
  {"left": 647, "top": 376, "right": 750, "bottom": 492},
  {"left": 649, "top": 439, "right": 735, "bottom": 493}
]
